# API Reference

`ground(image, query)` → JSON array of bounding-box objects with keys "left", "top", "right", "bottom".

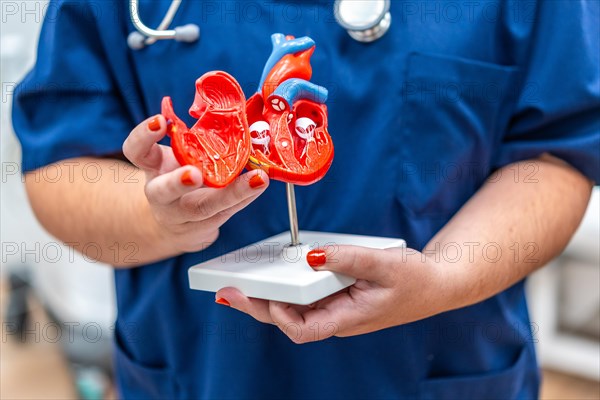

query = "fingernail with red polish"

[
  {"left": 148, "top": 116, "right": 161, "bottom": 131},
  {"left": 249, "top": 174, "right": 265, "bottom": 189},
  {"left": 215, "top": 298, "right": 230, "bottom": 306},
  {"left": 307, "top": 249, "right": 326, "bottom": 268},
  {"left": 181, "top": 170, "right": 195, "bottom": 186}
]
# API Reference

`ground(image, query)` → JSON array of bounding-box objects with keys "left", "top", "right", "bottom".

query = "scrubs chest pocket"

[{"left": 397, "top": 52, "right": 519, "bottom": 218}]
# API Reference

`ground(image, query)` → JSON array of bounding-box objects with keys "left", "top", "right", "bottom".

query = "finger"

[
  {"left": 122, "top": 115, "right": 170, "bottom": 172},
  {"left": 196, "top": 191, "right": 265, "bottom": 229},
  {"left": 307, "top": 245, "right": 394, "bottom": 283},
  {"left": 145, "top": 166, "right": 203, "bottom": 206},
  {"left": 269, "top": 300, "right": 347, "bottom": 344},
  {"left": 176, "top": 192, "right": 265, "bottom": 235},
  {"left": 180, "top": 170, "right": 269, "bottom": 221},
  {"left": 215, "top": 288, "right": 274, "bottom": 324}
]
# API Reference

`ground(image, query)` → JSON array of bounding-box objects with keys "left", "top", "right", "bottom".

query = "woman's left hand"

[{"left": 215, "top": 245, "right": 452, "bottom": 344}]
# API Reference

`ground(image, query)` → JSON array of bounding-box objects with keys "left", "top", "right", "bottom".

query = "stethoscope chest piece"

[{"left": 334, "top": 0, "right": 391, "bottom": 43}]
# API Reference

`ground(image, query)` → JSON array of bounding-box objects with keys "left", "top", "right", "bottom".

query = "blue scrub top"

[{"left": 13, "top": 1, "right": 600, "bottom": 398}]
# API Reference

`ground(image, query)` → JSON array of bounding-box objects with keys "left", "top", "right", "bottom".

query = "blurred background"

[{"left": 1, "top": 2, "right": 598, "bottom": 399}]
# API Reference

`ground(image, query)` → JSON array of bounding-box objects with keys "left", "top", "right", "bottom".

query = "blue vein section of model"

[
  {"left": 258, "top": 33, "right": 329, "bottom": 111},
  {"left": 257, "top": 33, "right": 314, "bottom": 90},
  {"left": 268, "top": 79, "right": 329, "bottom": 112}
]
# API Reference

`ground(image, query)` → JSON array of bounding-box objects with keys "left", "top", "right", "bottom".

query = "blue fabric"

[{"left": 12, "top": 1, "right": 600, "bottom": 399}]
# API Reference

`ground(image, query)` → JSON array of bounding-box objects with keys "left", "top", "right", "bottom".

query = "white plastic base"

[{"left": 188, "top": 231, "right": 405, "bottom": 305}]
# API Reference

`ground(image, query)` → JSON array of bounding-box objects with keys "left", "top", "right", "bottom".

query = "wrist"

[
  {"left": 423, "top": 253, "right": 466, "bottom": 315},
  {"left": 136, "top": 189, "right": 179, "bottom": 259}
]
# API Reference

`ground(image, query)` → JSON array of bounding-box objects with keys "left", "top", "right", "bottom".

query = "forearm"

[
  {"left": 25, "top": 157, "right": 176, "bottom": 267},
  {"left": 426, "top": 154, "right": 593, "bottom": 310}
]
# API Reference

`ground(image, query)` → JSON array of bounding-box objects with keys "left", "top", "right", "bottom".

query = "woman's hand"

[
  {"left": 122, "top": 115, "right": 269, "bottom": 253},
  {"left": 216, "top": 245, "right": 451, "bottom": 344},
  {"left": 216, "top": 155, "right": 593, "bottom": 344}
]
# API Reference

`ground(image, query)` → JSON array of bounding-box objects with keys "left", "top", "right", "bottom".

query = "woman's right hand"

[{"left": 122, "top": 115, "right": 269, "bottom": 253}]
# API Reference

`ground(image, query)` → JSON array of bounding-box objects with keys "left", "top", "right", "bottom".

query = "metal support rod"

[{"left": 286, "top": 183, "right": 300, "bottom": 246}]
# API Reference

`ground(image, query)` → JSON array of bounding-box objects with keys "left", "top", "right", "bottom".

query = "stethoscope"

[{"left": 127, "top": 0, "right": 391, "bottom": 50}]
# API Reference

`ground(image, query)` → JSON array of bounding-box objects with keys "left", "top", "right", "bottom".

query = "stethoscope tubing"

[{"left": 127, "top": 0, "right": 390, "bottom": 49}]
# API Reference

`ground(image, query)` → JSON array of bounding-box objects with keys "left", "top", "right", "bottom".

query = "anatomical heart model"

[
  {"left": 161, "top": 33, "right": 334, "bottom": 187},
  {"left": 172, "top": 34, "right": 404, "bottom": 304}
]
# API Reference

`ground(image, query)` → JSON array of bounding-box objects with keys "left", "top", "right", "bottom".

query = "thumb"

[{"left": 306, "top": 245, "right": 393, "bottom": 282}]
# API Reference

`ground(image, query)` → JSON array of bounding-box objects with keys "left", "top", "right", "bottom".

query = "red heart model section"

[
  {"left": 162, "top": 71, "right": 249, "bottom": 188},
  {"left": 161, "top": 34, "right": 333, "bottom": 187}
]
